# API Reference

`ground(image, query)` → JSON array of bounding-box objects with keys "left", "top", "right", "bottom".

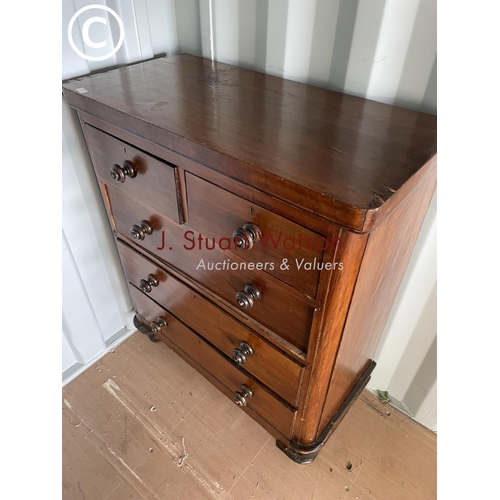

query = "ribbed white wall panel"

[{"left": 62, "top": 0, "right": 180, "bottom": 384}]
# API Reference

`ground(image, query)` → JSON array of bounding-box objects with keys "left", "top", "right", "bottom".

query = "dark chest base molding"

[{"left": 276, "top": 360, "right": 376, "bottom": 464}]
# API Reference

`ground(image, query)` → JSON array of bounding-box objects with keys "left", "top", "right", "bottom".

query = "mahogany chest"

[{"left": 62, "top": 54, "right": 437, "bottom": 464}]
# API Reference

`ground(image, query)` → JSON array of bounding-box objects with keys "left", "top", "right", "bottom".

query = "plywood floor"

[{"left": 62, "top": 333, "right": 436, "bottom": 500}]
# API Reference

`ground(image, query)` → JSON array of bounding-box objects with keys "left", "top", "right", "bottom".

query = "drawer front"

[
  {"left": 129, "top": 285, "right": 295, "bottom": 438},
  {"left": 85, "top": 124, "right": 183, "bottom": 224},
  {"left": 186, "top": 173, "right": 328, "bottom": 298},
  {"left": 117, "top": 240, "right": 303, "bottom": 406},
  {"left": 107, "top": 183, "right": 314, "bottom": 353}
]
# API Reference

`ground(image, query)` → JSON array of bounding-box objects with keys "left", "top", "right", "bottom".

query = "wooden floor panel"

[{"left": 62, "top": 333, "right": 436, "bottom": 500}]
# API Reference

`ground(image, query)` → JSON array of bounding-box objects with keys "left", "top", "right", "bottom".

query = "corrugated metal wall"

[
  {"left": 62, "top": 0, "right": 436, "bottom": 429},
  {"left": 62, "top": 0, "right": 180, "bottom": 383}
]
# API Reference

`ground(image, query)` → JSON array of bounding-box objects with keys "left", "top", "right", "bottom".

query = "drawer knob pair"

[
  {"left": 232, "top": 223, "right": 261, "bottom": 250},
  {"left": 232, "top": 342, "right": 254, "bottom": 365},
  {"left": 139, "top": 274, "right": 159, "bottom": 293},
  {"left": 110, "top": 160, "right": 137, "bottom": 183},
  {"left": 131, "top": 220, "right": 153, "bottom": 241},
  {"left": 150, "top": 317, "right": 167, "bottom": 334},
  {"left": 233, "top": 384, "right": 253, "bottom": 407},
  {"left": 235, "top": 284, "right": 261, "bottom": 310}
]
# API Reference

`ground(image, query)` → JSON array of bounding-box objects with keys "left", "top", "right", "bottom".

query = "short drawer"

[
  {"left": 129, "top": 285, "right": 296, "bottom": 438},
  {"left": 106, "top": 183, "right": 314, "bottom": 353},
  {"left": 85, "top": 124, "right": 183, "bottom": 224},
  {"left": 117, "top": 240, "right": 303, "bottom": 406},
  {"left": 186, "top": 173, "right": 331, "bottom": 298}
]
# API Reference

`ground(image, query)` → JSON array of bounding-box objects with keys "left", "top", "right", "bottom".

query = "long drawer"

[
  {"left": 129, "top": 284, "right": 296, "bottom": 438},
  {"left": 106, "top": 183, "right": 314, "bottom": 353},
  {"left": 117, "top": 240, "right": 303, "bottom": 405}
]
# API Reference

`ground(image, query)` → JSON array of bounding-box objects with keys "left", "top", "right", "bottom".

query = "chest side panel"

[{"left": 318, "top": 166, "right": 437, "bottom": 435}]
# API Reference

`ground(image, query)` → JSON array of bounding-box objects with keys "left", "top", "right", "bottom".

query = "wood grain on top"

[{"left": 63, "top": 54, "right": 437, "bottom": 231}]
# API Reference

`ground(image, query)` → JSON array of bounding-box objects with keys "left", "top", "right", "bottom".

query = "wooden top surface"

[{"left": 63, "top": 54, "right": 437, "bottom": 231}]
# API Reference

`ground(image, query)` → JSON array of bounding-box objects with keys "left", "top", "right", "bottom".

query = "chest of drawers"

[{"left": 62, "top": 54, "right": 437, "bottom": 464}]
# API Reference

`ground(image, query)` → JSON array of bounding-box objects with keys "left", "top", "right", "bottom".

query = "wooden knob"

[
  {"left": 139, "top": 274, "right": 159, "bottom": 293},
  {"left": 150, "top": 317, "right": 167, "bottom": 334},
  {"left": 233, "top": 385, "right": 253, "bottom": 406},
  {"left": 232, "top": 223, "right": 261, "bottom": 250},
  {"left": 235, "top": 285, "right": 261, "bottom": 310},
  {"left": 232, "top": 342, "right": 254, "bottom": 365},
  {"left": 110, "top": 160, "right": 137, "bottom": 183},
  {"left": 130, "top": 220, "right": 153, "bottom": 241}
]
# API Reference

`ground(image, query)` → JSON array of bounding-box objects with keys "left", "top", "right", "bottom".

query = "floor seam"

[
  {"left": 99, "top": 452, "right": 156, "bottom": 500},
  {"left": 228, "top": 436, "right": 271, "bottom": 494},
  {"left": 343, "top": 458, "right": 367, "bottom": 500},
  {"left": 344, "top": 411, "right": 389, "bottom": 499},
  {"left": 170, "top": 386, "right": 215, "bottom": 433},
  {"left": 102, "top": 480, "right": 125, "bottom": 500}
]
